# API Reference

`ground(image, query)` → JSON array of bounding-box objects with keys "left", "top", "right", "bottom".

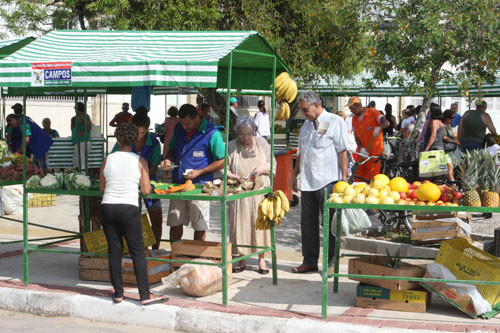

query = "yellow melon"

[
  {"left": 389, "top": 177, "right": 409, "bottom": 193},
  {"left": 372, "top": 174, "right": 390, "bottom": 186},
  {"left": 333, "top": 181, "right": 350, "bottom": 194},
  {"left": 416, "top": 182, "right": 441, "bottom": 202}
]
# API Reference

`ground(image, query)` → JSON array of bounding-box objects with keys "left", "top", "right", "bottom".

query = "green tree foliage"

[
  {"left": 0, "top": 0, "right": 368, "bottom": 126},
  {"left": 364, "top": 0, "right": 500, "bottom": 160}
]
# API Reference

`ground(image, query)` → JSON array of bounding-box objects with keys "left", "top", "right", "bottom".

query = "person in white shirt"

[
  {"left": 254, "top": 100, "right": 270, "bottom": 139},
  {"left": 100, "top": 122, "right": 167, "bottom": 306},
  {"left": 291, "top": 90, "right": 349, "bottom": 274}
]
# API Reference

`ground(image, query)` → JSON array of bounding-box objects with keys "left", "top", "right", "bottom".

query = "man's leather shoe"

[{"left": 291, "top": 263, "right": 319, "bottom": 273}]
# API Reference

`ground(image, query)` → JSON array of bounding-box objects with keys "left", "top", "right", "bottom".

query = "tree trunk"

[
  {"left": 407, "top": 98, "right": 431, "bottom": 162},
  {"left": 404, "top": 64, "right": 442, "bottom": 163},
  {"left": 201, "top": 88, "right": 239, "bottom": 139}
]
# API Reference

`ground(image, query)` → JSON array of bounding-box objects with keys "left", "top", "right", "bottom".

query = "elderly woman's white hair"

[{"left": 235, "top": 116, "right": 257, "bottom": 134}]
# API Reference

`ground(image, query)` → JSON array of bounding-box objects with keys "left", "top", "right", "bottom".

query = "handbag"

[
  {"left": 443, "top": 141, "right": 458, "bottom": 152},
  {"left": 419, "top": 150, "right": 448, "bottom": 177}
]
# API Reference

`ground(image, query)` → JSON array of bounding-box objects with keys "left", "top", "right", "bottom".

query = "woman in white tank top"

[{"left": 100, "top": 122, "right": 167, "bottom": 305}]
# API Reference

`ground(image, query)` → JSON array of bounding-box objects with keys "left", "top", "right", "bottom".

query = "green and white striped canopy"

[
  {"left": 305, "top": 72, "right": 500, "bottom": 97},
  {"left": 0, "top": 30, "right": 288, "bottom": 93},
  {"left": 0, "top": 37, "right": 35, "bottom": 60}
]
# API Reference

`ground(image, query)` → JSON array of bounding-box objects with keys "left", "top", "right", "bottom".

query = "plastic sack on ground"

[
  {"left": 1, "top": 185, "right": 24, "bottom": 215},
  {"left": 161, "top": 259, "right": 222, "bottom": 297},
  {"left": 427, "top": 263, "right": 491, "bottom": 315},
  {"left": 331, "top": 209, "right": 371, "bottom": 236}
]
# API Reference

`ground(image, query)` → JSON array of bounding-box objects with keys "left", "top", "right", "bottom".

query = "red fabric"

[
  {"left": 186, "top": 127, "right": 199, "bottom": 140},
  {"left": 352, "top": 107, "right": 384, "bottom": 157},
  {"left": 115, "top": 112, "right": 132, "bottom": 125}
]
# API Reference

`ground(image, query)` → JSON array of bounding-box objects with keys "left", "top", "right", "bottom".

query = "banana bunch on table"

[
  {"left": 274, "top": 72, "right": 297, "bottom": 121},
  {"left": 256, "top": 190, "right": 290, "bottom": 230}
]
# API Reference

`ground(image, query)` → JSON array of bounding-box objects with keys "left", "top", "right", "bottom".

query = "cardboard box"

[
  {"left": 171, "top": 240, "right": 232, "bottom": 280},
  {"left": 348, "top": 256, "right": 426, "bottom": 290},
  {"left": 356, "top": 284, "right": 431, "bottom": 313},
  {"left": 79, "top": 251, "right": 171, "bottom": 285}
]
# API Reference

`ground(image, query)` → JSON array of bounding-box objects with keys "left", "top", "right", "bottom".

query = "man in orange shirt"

[{"left": 347, "top": 96, "right": 390, "bottom": 181}]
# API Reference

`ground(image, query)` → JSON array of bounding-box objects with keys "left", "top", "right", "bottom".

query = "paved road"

[{"left": 0, "top": 309, "right": 178, "bottom": 333}]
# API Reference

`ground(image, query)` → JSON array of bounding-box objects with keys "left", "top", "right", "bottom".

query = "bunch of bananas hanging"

[
  {"left": 274, "top": 72, "right": 298, "bottom": 121},
  {"left": 276, "top": 102, "right": 290, "bottom": 122},
  {"left": 256, "top": 190, "right": 290, "bottom": 230}
]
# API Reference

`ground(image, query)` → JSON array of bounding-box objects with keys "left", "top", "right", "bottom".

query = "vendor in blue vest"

[
  {"left": 6, "top": 104, "right": 53, "bottom": 168},
  {"left": 111, "top": 112, "right": 163, "bottom": 250},
  {"left": 161, "top": 103, "right": 225, "bottom": 242}
]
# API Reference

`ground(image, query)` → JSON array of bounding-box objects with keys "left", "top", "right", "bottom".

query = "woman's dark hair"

[
  {"left": 6, "top": 114, "right": 17, "bottom": 125},
  {"left": 131, "top": 112, "right": 151, "bottom": 128},
  {"left": 115, "top": 122, "right": 137, "bottom": 146},
  {"left": 429, "top": 103, "right": 443, "bottom": 120},
  {"left": 384, "top": 103, "right": 392, "bottom": 113},
  {"left": 167, "top": 106, "right": 179, "bottom": 117},
  {"left": 135, "top": 106, "right": 148, "bottom": 115},
  {"left": 442, "top": 109, "right": 454, "bottom": 121},
  {"left": 178, "top": 104, "right": 198, "bottom": 119},
  {"left": 368, "top": 101, "right": 376, "bottom": 108},
  {"left": 76, "top": 102, "right": 85, "bottom": 113},
  {"left": 482, "top": 134, "right": 496, "bottom": 148}
]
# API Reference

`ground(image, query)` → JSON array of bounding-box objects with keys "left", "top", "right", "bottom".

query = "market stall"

[
  {"left": 321, "top": 200, "right": 500, "bottom": 319},
  {"left": 0, "top": 30, "right": 290, "bottom": 305}
]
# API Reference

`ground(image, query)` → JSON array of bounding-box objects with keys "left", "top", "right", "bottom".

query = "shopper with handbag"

[{"left": 442, "top": 110, "right": 459, "bottom": 182}]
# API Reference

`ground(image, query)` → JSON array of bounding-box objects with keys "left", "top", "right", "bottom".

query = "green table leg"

[
  {"left": 270, "top": 219, "right": 278, "bottom": 285},
  {"left": 333, "top": 208, "right": 342, "bottom": 293},
  {"left": 321, "top": 190, "right": 330, "bottom": 319},
  {"left": 221, "top": 199, "right": 228, "bottom": 306}
]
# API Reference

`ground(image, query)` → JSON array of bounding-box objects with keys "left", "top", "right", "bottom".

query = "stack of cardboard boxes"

[{"left": 348, "top": 255, "right": 430, "bottom": 313}]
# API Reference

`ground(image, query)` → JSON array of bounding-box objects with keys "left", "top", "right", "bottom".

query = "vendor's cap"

[
  {"left": 345, "top": 96, "right": 362, "bottom": 107},
  {"left": 122, "top": 102, "right": 130, "bottom": 108},
  {"left": 229, "top": 97, "right": 239, "bottom": 104},
  {"left": 257, "top": 100, "right": 265, "bottom": 107},
  {"left": 11, "top": 103, "right": 22, "bottom": 111}
]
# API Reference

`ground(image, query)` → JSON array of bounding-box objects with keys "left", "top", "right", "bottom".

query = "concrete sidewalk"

[{"left": 1, "top": 195, "right": 500, "bottom": 332}]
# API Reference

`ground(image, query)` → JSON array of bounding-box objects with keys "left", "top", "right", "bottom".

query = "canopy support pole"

[
  {"left": 220, "top": 51, "right": 233, "bottom": 306},
  {"left": 22, "top": 88, "right": 29, "bottom": 285}
]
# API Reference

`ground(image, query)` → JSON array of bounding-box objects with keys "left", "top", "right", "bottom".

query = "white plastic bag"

[
  {"left": 161, "top": 259, "right": 222, "bottom": 297},
  {"left": 1, "top": 185, "right": 24, "bottom": 215},
  {"left": 331, "top": 209, "right": 372, "bottom": 236},
  {"left": 427, "top": 263, "right": 492, "bottom": 315}
]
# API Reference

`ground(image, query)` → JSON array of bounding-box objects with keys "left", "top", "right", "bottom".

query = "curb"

[{"left": 0, "top": 286, "right": 443, "bottom": 333}]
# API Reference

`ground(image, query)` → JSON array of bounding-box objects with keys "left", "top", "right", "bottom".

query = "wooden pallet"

[
  {"left": 411, "top": 213, "right": 471, "bottom": 245},
  {"left": 171, "top": 240, "right": 232, "bottom": 280},
  {"left": 79, "top": 253, "right": 171, "bottom": 285}
]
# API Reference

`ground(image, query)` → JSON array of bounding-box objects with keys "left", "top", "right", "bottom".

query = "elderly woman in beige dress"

[{"left": 227, "top": 116, "right": 276, "bottom": 274}]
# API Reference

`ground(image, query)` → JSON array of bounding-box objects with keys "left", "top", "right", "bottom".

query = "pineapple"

[
  {"left": 459, "top": 150, "right": 481, "bottom": 207},
  {"left": 481, "top": 153, "right": 500, "bottom": 207}
]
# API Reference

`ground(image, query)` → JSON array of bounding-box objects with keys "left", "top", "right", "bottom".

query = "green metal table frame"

[
  {"left": 321, "top": 198, "right": 500, "bottom": 319},
  {"left": 13, "top": 49, "right": 283, "bottom": 307},
  {"left": 0, "top": 180, "right": 80, "bottom": 246}
]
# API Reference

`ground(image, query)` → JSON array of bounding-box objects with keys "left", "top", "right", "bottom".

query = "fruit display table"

[{"left": 321, "top": 200, "right": 500, "bottom": 319}]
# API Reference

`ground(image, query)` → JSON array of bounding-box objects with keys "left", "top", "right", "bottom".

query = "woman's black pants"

[{"left": 101, "top": 203, "right": 150, "bottom": 300}]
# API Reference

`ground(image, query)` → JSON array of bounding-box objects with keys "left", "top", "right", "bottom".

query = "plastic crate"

[
  {"left": 28, "top": 194, "right": 56, "bottom": 207},
  {"left": 435, "top": 238, "right": 500, "bottom": 305},
  {"left": 83, "top": 213, "right": 156, "bottom": 254}
]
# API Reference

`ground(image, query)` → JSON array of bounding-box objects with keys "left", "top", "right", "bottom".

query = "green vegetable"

[
  {"left": 26, "top": 175, "right": 41, "bottom": 189},
  {"left": 40, "top": 174, "right": 59, "bottom": 189},
  {"left": 54, "top": 172, "right": 64, "bottom": 188}
]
